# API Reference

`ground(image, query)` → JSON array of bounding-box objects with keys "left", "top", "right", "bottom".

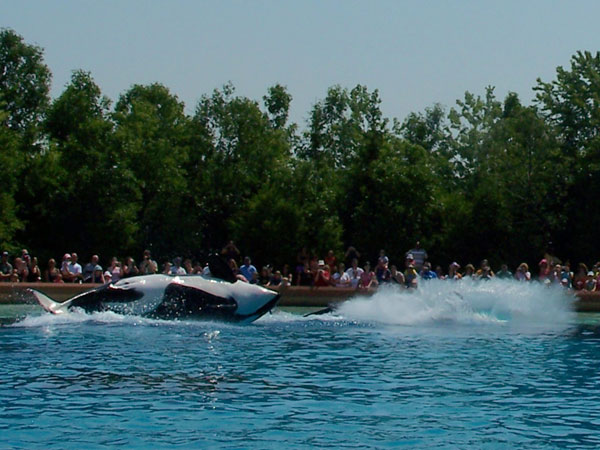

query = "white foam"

[{"left": 337, "top": 278, "right": 576, "bottom": 328}]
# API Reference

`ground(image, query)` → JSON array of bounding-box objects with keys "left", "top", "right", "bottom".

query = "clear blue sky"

[{"left": 4, "top": 1, "right": 600, "bottom": 127}]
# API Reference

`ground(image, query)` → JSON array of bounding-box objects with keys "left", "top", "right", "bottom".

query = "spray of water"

[{"left": 336, "top": 278, "right": 576, "bottom": 327}]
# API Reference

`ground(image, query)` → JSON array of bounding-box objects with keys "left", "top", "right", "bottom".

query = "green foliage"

[
  {"left": 535, "top": 51, "right": 600, "bottom": 262},
  {"left": 0, "top": 28, "right": 51, "bottom": 141},
  {"left": 0, "top": 108, "right": 23, "bottom": 247},
  {"left": 3, "top": 29, "right": 600, "bottom": 271},
  {"left": 113, "top": 83, "right": 191, "bottom": 257}
]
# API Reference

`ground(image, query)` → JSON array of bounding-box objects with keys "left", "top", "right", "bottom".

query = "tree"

[
  {"left": 0, "top": 107, "right": 23, "bottom": 249},
  {"left": 0, "top": 28, "right": 51, "bottom": 142},
  {"left": 263, "top": 83, "right": 292, "bottom": 130},
  {"left": 300, "top": 85, "right": 388, "bottom": 168},
  {"left": 113, "top": 83, "right": 191, "bottom": 258},
  {"left": 189, "top": 84, "right": 292, "bottom": 255},
  {"left": 19, "top": 70, "right": 136, "bottom": 259},
  {"left": 535, "top": 51, "right": 600, "bottom": 261}
]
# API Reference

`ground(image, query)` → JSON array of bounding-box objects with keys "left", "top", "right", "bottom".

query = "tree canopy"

[{"left": 1, "top": 29, "right": 599, "bottom": 271}]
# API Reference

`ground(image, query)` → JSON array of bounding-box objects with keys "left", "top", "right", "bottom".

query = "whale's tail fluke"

[{"left": 29, "top": 289, "right": 69, "bottom": 315}]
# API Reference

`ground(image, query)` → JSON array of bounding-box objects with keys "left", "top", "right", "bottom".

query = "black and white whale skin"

[{"left": 30, "top": 274, "right": 280, "bottom": 323}]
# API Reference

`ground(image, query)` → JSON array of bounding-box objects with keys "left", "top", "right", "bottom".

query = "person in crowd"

[
  {"left": 476, "top": 259, "right": 495, "bottom": 277},
  {"left": 183, "top": 258, "right": 194, "bottom": 275},
  {"left": 62, "top": 253, "right": 82, "bottom": 283},
  {"left": 359, "top": 262, "right": 377, "bottom": 289},
  {"left": 463, "top": 264, "right": 475, "bottom": 279},
  {"left": 60, "top": 253, "right": 71, "bottom": 281},
  {"left": 496, "top": 264, "right": 513, "bottom": 279},
  {"left": 515, "top": 262, "right": 531, "bottom": 282},
  {"left": 573, "top": 263, "right": 588, "bottom": 290},
  {"left": 295, "top": 247, "right": 309, "bottom": 285},
  {"left": 82, "top": 255, "right": 100, "bottom": 283},
  {"left": 585, "top": 271, "right": 597, "bottom": 291},
  {"left": 296, "top": 262, "right": 312, "bottom": 286},
  {"left": 0, "top": 251, "right": 13, "bottom": 282},
  {"left": 344, "top": 246, "right": 361, "bottom": 267},
  {"left": 375, "top": 256, "right": 391, "bottom": 283},
  {"left": 162, "top": 261, "right": 172, "bottom": 275},
  {"left": 447, "top": 262, "right": 462, "bottom": 281},
  {"left": 281, "top": 264, "right": 292, "bottom": 285},
  {"left": 478, "top": 264, "right": 493, "bottom": 281},
  {"left": 239, "top": 256, "right": 258, "bottom": 284},
  {"left": 91, "top": 265, "right": 105, "bottom": 284},
  {"left": 22, "top": 253, "right": 40, "bottom": 282},
  {"left": 221, "top": 241, "right": 240, "bottom": 262},
  {"left": 309, "top": 255, "right": 319, "bottom": 276},
  {"left": 108, "top": 257, "right": 122, "bottom": 282},
  {"left": 549, "top": 264, "right": 563, "bottom": 285},
  {"left": 259, "top": 266, "right": 272, "bottom": 285},
  {"left": 44, "top": 258, "right": 60, "bottom": 282},
  {"left": 13, "top": 257, "right": 29, "bottom": 282},
  {"left": 377, "top": 249, "right": 387, "bottom": 265},
  {"left": 103, "top": 270, "right": 112, "bottom": 283},
  {"left": 267, "top": 270, "right": 284, "bottom": 287},
  {"left": 228, "top": 258, "right": 248, "bottom": 282},
  {"left": 435, "top": 265, "right": 445, "bottom": 280},
  {"left": 420, "top": 262, "right": 438, "bottom": 280},
  {"left": 192, "top": 260, "right": 203, "bottom": 274},
  {"left": 122, "top": 256, "right": 139, "bottom": 278},
  {"left": 26, "top": 256, "right": 42, "bottom": 282},
  {"left": 345, "top": 259, "right": 364, "bottom": 289},
  {"left": 538, "top": 259, "right": 550, "bottom": 282},
  {"left": 325, "top": 250, "right": 337, "bottom": 273},
  {"left": 139, "top": 249, "right": 158, "bottom": 274},
  {"left": 404, "top": 260, "right": 418, "bottom": 288},
  {"left": 314, "top": 260, "right": 330, "bottom": 287},
  {"left": 407, "top": 241, "right": 428, "bottom": 272},
  {"left": 171, "top": 257, "right": 187, "bottom": 275},
  {"left": 390, "top": 265, "right": 405, "bottom": 285},
  {"left": 560, "top": 264, "right": 572, "bottom": 288},
  {"left": 331, "top": 263, "right": 351, "bottom": 287}
]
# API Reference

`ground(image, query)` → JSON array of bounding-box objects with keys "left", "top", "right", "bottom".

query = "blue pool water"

[{"left": 2, "top": 280, "right": 600, "bottom": 449}]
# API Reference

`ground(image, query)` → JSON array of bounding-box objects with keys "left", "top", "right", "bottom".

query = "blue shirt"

[
  {"left": 240, "top": 264, "right": 257, "bottom": 282},
  {"left": 421, "top": 270, "right": 438, "bottom": 280}
]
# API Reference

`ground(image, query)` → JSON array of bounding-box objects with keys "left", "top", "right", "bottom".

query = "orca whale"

[{"left": 31, "top": 272, "right": 280, "bottom": 323}]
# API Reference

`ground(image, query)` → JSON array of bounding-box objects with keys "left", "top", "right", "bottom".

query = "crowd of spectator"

[{"left": 2, "top": 241, "right": 600, "bottom": 293}]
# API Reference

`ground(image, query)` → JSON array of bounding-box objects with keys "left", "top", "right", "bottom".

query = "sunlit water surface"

[{"left": 2, "top": 279, "right": 600, "bottom": 449}]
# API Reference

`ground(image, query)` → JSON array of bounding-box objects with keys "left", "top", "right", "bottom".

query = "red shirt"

[{"left": 314, "top": 269, "right": 330, "bottom": 287}]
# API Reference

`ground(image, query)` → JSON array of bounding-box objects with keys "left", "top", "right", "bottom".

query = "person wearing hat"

[
  {"left": 404, "top": 259, "right": 418, "bottom": 288},
  {"left": 585, "top": 271, "right": 597, "bottom": 291},
  {"left": 314, "top": 260, "right": 331, "bottom": 287},
  {"left": 448, "top": 262, "right": 462, "bottom": 281},
  {"left": 91, "top": 265, "right": 105, "bottom": 284},
  {"left": 0, "top": 252, "right": 13, "bottom": 282},
  {"left": 375, "top": 256, "right": 391, "bottom": 284}
]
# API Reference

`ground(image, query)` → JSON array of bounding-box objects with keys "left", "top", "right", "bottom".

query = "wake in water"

[
  {"left": 9, "top": 279, "right": 576, "bottom": 331},
  {"left": 299, "top": 278, "right": 576, "bottom": 328}
]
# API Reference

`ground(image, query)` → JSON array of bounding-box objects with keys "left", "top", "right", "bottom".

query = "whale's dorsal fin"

[{"left": 208, "top": 254, "right": 237, "bottom": 283}]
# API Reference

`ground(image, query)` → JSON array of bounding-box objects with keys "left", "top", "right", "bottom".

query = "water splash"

[{"left": 335, "top": 278, "right": 576, "bottom": 328}]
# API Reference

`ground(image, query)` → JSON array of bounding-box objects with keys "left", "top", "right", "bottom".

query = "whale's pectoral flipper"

[
  {"left": 303, "top": 306, "right": 334, "bottom": 317},
  {"left": 29, "top": 289, "right": 69, "bottom": 315}
]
